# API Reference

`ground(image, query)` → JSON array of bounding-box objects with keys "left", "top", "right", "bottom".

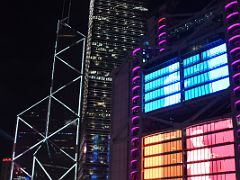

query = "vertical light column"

[
  {"left": 157, "top": 17, "right": 167, "bottom": 53},
  {"left": 130, "top": 48, "right": 142, "bottom": 180},
  {"left": 224, "top": 0, "right": 240, "bottom": 178}
]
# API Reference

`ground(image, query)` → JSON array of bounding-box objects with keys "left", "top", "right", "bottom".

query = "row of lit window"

[
  {"left": 184, "top": 65, "right": 229, "bottom": 88},
  {"left": 145, "top": 71, "right": 180, "bottom": 92},
  {"left": 184, "top": 53, "right": 228, "bottom": 78},
  {"left": 184, "top": 77, "right": 230, "bottom": 101},
  {"left": 144, "top": 140, "right": 182, "bottom": 156},
  {"left": 145, "top": 82, "right": 180, "bottom": 102},
  {"left": 144, "top": 152, "right": 182, "bottom": 168},
  {"left": 144, "top": 130, "right": 182, "bottom": 145},
  {"left": 145, "top": 62, "right": 179, "bottom": 83},
  {"left": 144, "top": 165, "right": 182, "bottom": 179},
  {"left": 186, "top": 118, "right": 232, "bottom": 136},
  {"left": 144, "top": 93, "right": 181, "bottom": 113}
]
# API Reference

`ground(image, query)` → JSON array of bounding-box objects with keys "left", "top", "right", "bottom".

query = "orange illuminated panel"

[
  {"left": 142, "top": 130, "right": 183, "bottom": 180},
  {"left": 186, "top": 118, "right": 236, "bottom": 180}
]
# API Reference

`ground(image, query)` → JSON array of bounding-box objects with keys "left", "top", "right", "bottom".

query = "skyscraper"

[{"left": 79, "top": 0, "right": 147, "bottom": 179}]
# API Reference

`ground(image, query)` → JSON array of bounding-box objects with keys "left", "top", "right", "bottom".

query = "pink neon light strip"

[
  {"left": 231, "top": 59, "right": 240, "bottom": 67},
  {"left": 158, "top": 24, "right": 166, "bottom": 31},
  {"left": 227, "top": 23, "right": 240, "bottom": 31},
  {"left": 158, "top": 17, "right": 166, "bottom": 24},
  {"left": 132, "top": 75, "right": 140, "bottom": 83},
  {"left": 232, "top": 72, "right": 240, "bottom": 79},
  {"left": 225, "top": 1, "right": 238, "bottom": 10},
  {"left": 132, "top": 66, "right": 140, "bottom": 73},
  {"left": 132, "top": 48, "right": 141, "bottom": 56},
  {"left": 229, "top": 34, "right": 240, "bottom": 43},
  {"left": 230, "top": 47, "right": 240, "bottom": 54},
  {"left": 132, "top": 85, "right": 140, "bottom": 92},
  {"left": 158, "top": 39, "right": 167, "bottom": 46},
  {"left": 132, "top": 106, "right": 140, "bottom": 111},
  {"left": 226, "top": 11, "right": 239, "bottom": 20},
  {"left": 132, "top": 95, "right": 140, "bottom": 101},
  {"left": 158, "top": 32, "right": 167, "bottom": 38}
]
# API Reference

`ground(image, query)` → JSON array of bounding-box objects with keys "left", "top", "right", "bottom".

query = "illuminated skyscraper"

[{"left": 79, "top": 0, "right": 147, "bottom": 179}]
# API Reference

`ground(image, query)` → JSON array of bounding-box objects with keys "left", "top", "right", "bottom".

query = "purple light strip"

[
  {"left": 132, "top": 66, "right": 140, "bottom": 73},
  {"left": 234, "top": 86, "right": 240, "bottom": 92},
  {"left": 131, "top": 127, "right": 140, "bottom": 132},
  {"left": 130, "top": 159, "right": 137, "bottom": 165},
  {"left": 231, "top": 59, "right": 240, "bottom": 67},
  {"left": 232, "top": 72, "right": 240, "bottom": 79},
  {"left": 227, "top": 23, "right": 240, "bottom": 31},
  {"left": 132, "top": 48, "right": 141, "bottom": 56},
  {"left": 132, "top": 106, "right": 140, "bottom": 111},
  {"left": 131, "top": 137, "right": 139, "bottom": 143},
  {"left": 229, "top": 34, "right": 240, "bottom": 42},
  {"left": 130, "top": 171, "right": 137, "bottom": 175},
  {"left": 131, "top": 116, "right": 140, "bottom": 123},
  {"left": 132, "top": 85, "right": 140, "bottom": 92},
  {"left": 158, "top": 24, "right": 166, "bottom": 31},
  {"left": 158, "top": 32, "right": 167, "bottom": 38},
  {"left": 235, "top": 100, "right": 240, "bottom": 107},
  {"left": 230, "top": 47, "right": 240, "bottom": 54},
  {"left": 132, "top": 95, "right": 140, "bottom": 102},
  {"left": 160, "top": 48, "right": 166, "bottom": 52},
  {"left": 131, "top": 148, "right": 138, "bottom": 153},
  {"left": 226, "top": 11, "right": 239, "bottom": 20},
  {"left": 225, "top": 1, "right": 238, "bottom": 10},
  {"left": 236, "top": 114, "right": 240, "bottom": 119},
  {"left": 158, "top": 39, "right": 167, "bottom": 46},
  {"left": 132, "top": 75, "right": 140, "bottom": 83}
]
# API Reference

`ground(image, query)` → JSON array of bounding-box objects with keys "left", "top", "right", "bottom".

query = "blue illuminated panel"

[
  {"left": 143, "top": 42, "right": 230, "bottom": 113},
  {"left": 144, "top": 62, "right": 181, "bottom": 113},
  {"left": 184, "top": 43, "right": 229, "bottom": 101}
]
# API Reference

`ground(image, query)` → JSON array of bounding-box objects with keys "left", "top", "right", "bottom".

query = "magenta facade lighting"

[
  {"left": 157, "top": 17, "right": 167, "bottom": 53},
  {"left": 129, "top": 48, "right": 142, "bottom": 180},
  {"left": 224, "top": 0, "right": 240, "bottom": 178}
]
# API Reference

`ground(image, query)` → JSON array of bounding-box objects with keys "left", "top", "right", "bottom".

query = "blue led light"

[
  {"left": 145, "top": 93, "right": 181, "bottom": 112},
  {"left": 202, "top": 43, "right": 227, "bottom": 60},
  {"left": 145, "top": 82, "right": 180, "bottom": 102},
  {"left": 184, "top": 65, "right": 229, "bottom": 88},
  {"left": 145, "top": 71, "right": 180, "bottom": 92},
  {"left": 184, "top": 53, "right": 228, "bottom": 78},
  {"left": 143, "top": 42, "right": 229, "bottom": 112},
  {"left": 145, "top": 62, "right": 179, "bottom": 82}
]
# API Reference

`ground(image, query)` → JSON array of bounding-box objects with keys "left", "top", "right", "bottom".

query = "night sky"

[{"left": 0, "top": 0, "right": 209, "bottom": 170}]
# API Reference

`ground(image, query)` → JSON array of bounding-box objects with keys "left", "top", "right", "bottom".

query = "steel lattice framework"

[{"left": 10, "top": 18, "right": 86, "bottom": 180}]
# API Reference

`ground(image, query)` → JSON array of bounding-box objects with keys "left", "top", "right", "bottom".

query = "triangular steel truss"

[{"left": 10, "top": 18, "right": 86, "bottom": 180}]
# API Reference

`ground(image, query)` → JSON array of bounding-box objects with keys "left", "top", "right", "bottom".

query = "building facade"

[
  {"left": 112, "top": 0, "right": 240, "bottom": 179},
  {"left": 79, "top": 0, "right": 147, "bottom": 179}
]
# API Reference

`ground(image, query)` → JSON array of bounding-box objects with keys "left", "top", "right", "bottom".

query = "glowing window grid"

[
  {"left": 144, "top": 62, "right": 181, "bottom": 112},
  {"left": 142, "top": 118, "right": 236, "bottom": 180},
  {"left": 143, "top": 43, "right": 230, "bottom": 113},
  {"left": 186, "top": 118, "right": 236, "bottom": 180},
  {"left": 142, "top": 130, "right": 183, "bottom": 180}
]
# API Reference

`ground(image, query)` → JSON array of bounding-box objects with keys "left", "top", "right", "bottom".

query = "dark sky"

[
  {"left": 0, "top": 0, "right": 210, "bottom": 168},
  {"left": 0, "top": 0, "right": 89, "bottom": 163}
]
